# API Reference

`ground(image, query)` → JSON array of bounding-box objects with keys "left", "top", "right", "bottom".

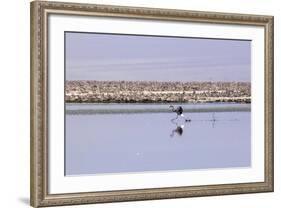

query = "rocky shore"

[{"left": 65, "top": 80, "right": 251, "bottom": 103}]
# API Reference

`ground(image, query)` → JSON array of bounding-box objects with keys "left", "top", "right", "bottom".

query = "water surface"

[{"left": 65, "top": 103, "right": 251, "bottom": 176}]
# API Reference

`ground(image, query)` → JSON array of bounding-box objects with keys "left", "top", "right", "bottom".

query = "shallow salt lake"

[{"left": 65, "top": 103, "right": 251, "bottom": 176}]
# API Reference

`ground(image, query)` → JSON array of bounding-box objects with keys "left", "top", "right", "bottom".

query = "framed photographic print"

[{"left": 30, "top": 1, "right": 274, "bottom": 207}]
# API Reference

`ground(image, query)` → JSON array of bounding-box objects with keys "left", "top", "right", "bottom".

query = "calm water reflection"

[{"left": 65, "top": 103, "right": 251, "bottom": 176}]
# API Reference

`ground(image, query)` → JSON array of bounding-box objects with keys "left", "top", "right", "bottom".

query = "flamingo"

[{"left": 169, "top": 105, "right": 191, "bottom": 122}]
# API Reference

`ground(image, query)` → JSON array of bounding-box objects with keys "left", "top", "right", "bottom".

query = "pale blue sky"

[{"left": 65, "top": 32, "right": 251, "bottom": 82}]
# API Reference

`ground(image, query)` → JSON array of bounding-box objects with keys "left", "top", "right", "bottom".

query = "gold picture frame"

[{"left": 30, "top": 1, "right": 274, "bottom": 207}]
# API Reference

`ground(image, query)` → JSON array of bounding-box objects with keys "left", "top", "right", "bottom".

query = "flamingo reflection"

[{"left": 170, "top": 124, "right": 185, "bottom": 138}]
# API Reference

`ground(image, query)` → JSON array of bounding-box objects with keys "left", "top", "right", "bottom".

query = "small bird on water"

[{"left": 169, "top": 105, "right": 191, "bottom": 122}]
